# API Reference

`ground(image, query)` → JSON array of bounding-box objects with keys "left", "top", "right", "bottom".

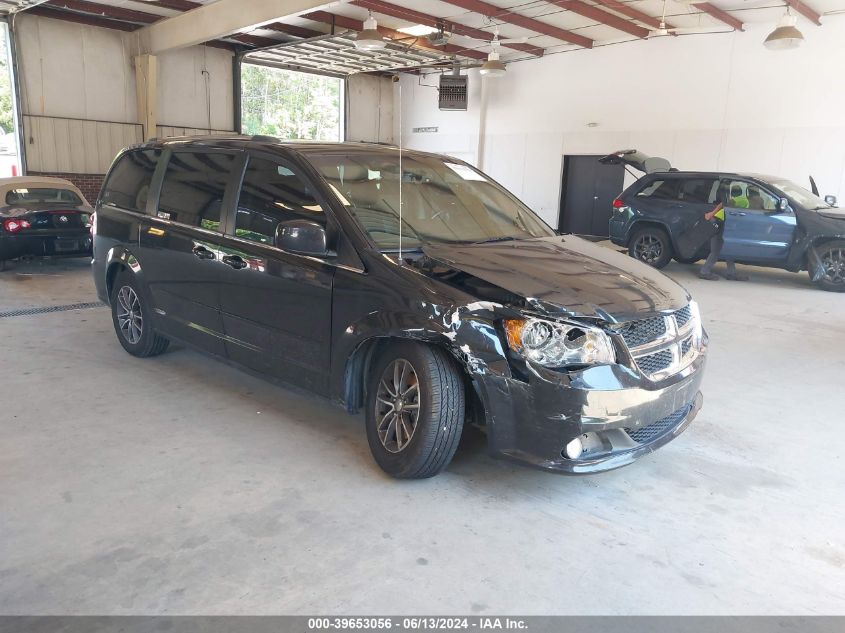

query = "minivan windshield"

[
  {"left": 309, "top": 152, "right": 554, "bottom": 249},
  {"left": 766, "top": 178, "right": 833, "bottom": 209}
]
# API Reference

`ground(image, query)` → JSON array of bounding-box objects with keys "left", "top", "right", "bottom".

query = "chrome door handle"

[{"left": 221, "top": 254, "right": 248, "bottom": 270}]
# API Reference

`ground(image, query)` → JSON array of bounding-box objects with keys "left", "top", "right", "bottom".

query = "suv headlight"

[{"left": 504, "top": 318, "right": 615, "bottom": 368}]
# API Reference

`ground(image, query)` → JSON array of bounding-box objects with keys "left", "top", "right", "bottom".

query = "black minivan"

[{"left": 92, "top": 136, "right": 708, "bottom": 478}]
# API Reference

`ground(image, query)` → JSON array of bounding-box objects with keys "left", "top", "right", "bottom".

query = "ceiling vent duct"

[{"left": 439, "top": 73, "right": 468, "bottom": 111}]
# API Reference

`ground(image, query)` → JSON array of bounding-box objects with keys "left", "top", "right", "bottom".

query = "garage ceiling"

[{"left": 11, "top": 1, "right": 844, "bottom": 66}]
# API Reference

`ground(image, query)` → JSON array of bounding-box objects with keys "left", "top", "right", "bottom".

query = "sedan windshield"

[
  {"left": 6, "top": 187, "right": 83, "bottom": 206},
  {"left": 767, "top": 179, "right": 832, "bottom": 209},
  {"left": 308, "top": 152, "right": 554, "bottom": 249}
]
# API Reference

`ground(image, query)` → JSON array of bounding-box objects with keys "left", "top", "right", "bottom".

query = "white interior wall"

[
  {"left": 346, "top": 73, "right": 394, "bottom": 144},
  {"left": 398, "top": 16, "right": 845, "bottom": 226},
  {"left": 15, "top": 14, "right": 234, "bottom": 131}
]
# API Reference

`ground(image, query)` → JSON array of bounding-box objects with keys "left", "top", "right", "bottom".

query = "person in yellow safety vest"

[
  {"left": 699, "top": 201, "right": 749, "bottom": 281},
  {"left": 729, "top": 184, "right": 749, "bottom": 209}
]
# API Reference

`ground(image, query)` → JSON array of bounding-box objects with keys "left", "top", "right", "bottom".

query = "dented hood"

[{"left": 420, "top": 236, "right": 690, "bottom": 321}]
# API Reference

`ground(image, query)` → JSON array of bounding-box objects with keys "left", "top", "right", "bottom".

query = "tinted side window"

[
  {"left": 157, "top": 151, "right": 237, "bottom": 231},
  {"left": 680, "top": 178, "right": 718, "bottom": 204},
  {"left": 234, "top": 157, "right": 326, "bottom": 245},
  {"left": 101, "top": 149, "right": 161, "bottom": 213},
  {"left": 636, "top": 179, "right": 681, "bottom": 201}
]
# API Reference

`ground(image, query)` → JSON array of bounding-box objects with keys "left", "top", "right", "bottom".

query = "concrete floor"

[{"left": 0, "top": 255, "right": 843, "bottom": 615}]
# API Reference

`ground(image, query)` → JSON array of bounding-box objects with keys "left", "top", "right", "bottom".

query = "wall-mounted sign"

[{"left": 412, "top": 127, "right": 439, "bottom": 133}]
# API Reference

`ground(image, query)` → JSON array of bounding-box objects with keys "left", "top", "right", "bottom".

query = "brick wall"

[{"left": 28, "top": 172, "right": 105, "bottom": 205}]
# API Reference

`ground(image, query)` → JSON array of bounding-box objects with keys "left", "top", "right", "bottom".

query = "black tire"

[
  {"left": 110, "top": 270, "right": 170, "bottom": 357},
  {"left": 365, "top": 342, "right": 465, "bottom": 479},
  {"left": 815, "top": 240, "right": 845, "bottom": 293},
  {"left": 628, "top": 226, "right": 673, "bottom": 269}
]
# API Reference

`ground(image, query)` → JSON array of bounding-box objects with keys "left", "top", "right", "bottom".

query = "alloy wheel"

[
  {"left": 822, "top": 247, "right": 845, "bottom": 285},
  {"left": 375, "top": 358, "right": 421, "bottom": 453},
  {"left": 116, "top": 286, "right": 144, "bottom": 345},
  {"left": 634, "top": 234, "right": 663, "bottom": 264}
]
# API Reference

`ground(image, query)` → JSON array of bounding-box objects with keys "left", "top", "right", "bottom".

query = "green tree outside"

[{"left": 241, "top": 64, "right": 341, "bottom": 141}]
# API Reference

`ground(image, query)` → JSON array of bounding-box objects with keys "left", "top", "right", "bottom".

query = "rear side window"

[
  {"left": 679, "top": 178, "right": 718, "bottom": 204},
  {"left": 6, "top": 188, "right": 83, "bottom": 205},
  {"left": 101, "top": 149, "right": 161, "bottom": 213},
  {"left": 636, "top": 179, "right": 681, "bottom": 201},
  {"left": 234, "top": 156, "right": 325, "bottom": 245},
  {"left": 157, "top": 151, "right": 237, "bottom": 231}
]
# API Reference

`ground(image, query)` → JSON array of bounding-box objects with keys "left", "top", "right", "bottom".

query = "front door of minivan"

[
  {"left": 138, "top": 149, "right": 241, "bottom": 356},
  {"left": 216, "top": 153, "right": 334, "bottom": 395}
]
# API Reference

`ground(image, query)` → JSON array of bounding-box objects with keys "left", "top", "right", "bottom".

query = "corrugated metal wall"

[
  {"left": 22, "top": 116, "right": 237, "bottom": 175},
  {"left": 23, "top": 115, "right": 143, "bottom": 174},
  {"left": 157, "top": 126, "right": 235, "bottom": 138}
]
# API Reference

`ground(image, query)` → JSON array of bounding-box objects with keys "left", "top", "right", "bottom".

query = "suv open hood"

[
  {"left": 419, "top": 236, "right": 690, "bottom": 321},
  {"left": 599, "top": 149, "right": 672, "bottom": 174}
]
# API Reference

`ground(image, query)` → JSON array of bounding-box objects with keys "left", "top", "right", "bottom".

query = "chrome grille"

[
  {"left": 625, "top": 403, "right": 691, "bottom": 444},
  {"left": 614, "top": 304, "right": 701, "bottom": 380}
]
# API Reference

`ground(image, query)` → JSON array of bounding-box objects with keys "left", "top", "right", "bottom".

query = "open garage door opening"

[
  {"left": 240, "top": 64, "right": 344, "bottom": 142},
  {"left": 0, "top": 19, "right": 21, "bottom": 176}
]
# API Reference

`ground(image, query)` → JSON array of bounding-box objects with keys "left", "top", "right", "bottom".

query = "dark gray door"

[{"left": 559, "top": 155, "right": 624, "bottom": 237}]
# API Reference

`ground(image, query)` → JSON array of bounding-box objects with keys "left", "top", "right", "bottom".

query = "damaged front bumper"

[{"left": 473, "top": 348, "right": 706, "bottom": 474}]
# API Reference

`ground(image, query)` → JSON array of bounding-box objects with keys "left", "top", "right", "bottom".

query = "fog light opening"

[{"left": 563, "top": 437, "right": 584, "bottom": 460}]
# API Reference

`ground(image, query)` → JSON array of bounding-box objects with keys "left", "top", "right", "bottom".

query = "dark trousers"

[{"left": 700, "top": 234, "right": 737, "bottom": 276}]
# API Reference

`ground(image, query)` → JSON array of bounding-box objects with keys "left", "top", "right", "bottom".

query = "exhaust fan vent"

[{"left": 438, "top": 74, "right": 468, "bottom": 111}]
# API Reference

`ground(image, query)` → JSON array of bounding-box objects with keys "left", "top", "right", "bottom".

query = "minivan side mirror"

[
  {"left": 275, "top": 219, "right": 328, "bottom": 256},
  {"left": 825, "top": 195, "right": 837, "bottom": 206}
]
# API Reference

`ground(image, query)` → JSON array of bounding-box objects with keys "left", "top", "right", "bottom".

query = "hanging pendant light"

[
  {"left": 764, "top": 12, "right": 804, "bottom": 50},
  {"left": 479, "top": 49, "right": 506, "bottom": 78},
  {"left": 355, "top": 12, "right": 387, "bottom": 50}
]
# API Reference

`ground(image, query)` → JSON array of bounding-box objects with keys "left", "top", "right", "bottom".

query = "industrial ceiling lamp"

[
  {"left": 764, "top": 10, "right": 804, "bottom": 50},
  {"left": 355, "top": 12, "right": 387, "bottom": 50},
  {"left": 479, "top": 27, "right": 506, "bottom": 78},
  {"left": 479, "top": 49, "right": 506, "bottom": 78}
]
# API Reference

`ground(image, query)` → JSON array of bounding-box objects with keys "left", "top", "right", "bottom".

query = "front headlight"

[{"left": 504, "top": 317, "right": 616, "bottom": 368}]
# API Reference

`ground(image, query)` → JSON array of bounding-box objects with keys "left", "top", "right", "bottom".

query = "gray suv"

[{"left": 602, "top": 151, "right": 845, "bottom": 292}]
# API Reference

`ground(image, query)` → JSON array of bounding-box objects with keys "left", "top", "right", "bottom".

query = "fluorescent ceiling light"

[{"left": 397, "top": 24, "right": 439, "bottom": 37}]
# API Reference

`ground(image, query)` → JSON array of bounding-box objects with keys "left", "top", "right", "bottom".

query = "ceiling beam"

[
  {"left": 544, "top": 1, "right": 649, "bottom": 38},
  {"left": 591, "top": 0, "right": 675, "bottom": 32},
  {"left": 437, "top": 0, "right": 593, "bottom": 48},
  {"left": 692, "top": 2, "right": 744, "bottom": 31},
  {"left": 44, "top": 0, "right": 158, "bottom": 24},
  {"left": 135, "top": 0, "right": 328, "bottom": 40},
  {"left": 350, "top": 0, "right": 544, "bottom": 56},
  {"left": 302, "top": 10, "right": 489, "bottom": 60},
  {"left": 134, "top": 0, "right": 330, "bottom": 53},
  {"left": 784, "top": 0, "right": 821, "bottom": 26},
  {"left": 26, "top": 5, "right": 139, "bottom": 31}
]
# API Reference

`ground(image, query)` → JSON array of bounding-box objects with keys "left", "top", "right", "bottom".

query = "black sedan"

[{"left": 0, "top": 176, "right": 94, "bottom": 269}]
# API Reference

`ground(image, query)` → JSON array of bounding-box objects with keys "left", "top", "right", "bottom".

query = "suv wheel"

[
  {"left": 365, "top": 342, "right": 465, "bottom": 479},
  {"left": 816, "top": 241, "right": 845, "bottom": 292},
  {"left": 110, "top": 270, "right": 170, "bottom": 357},
  {"left": 629, "top": 227, "right": 673, "bottom": 269}
]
